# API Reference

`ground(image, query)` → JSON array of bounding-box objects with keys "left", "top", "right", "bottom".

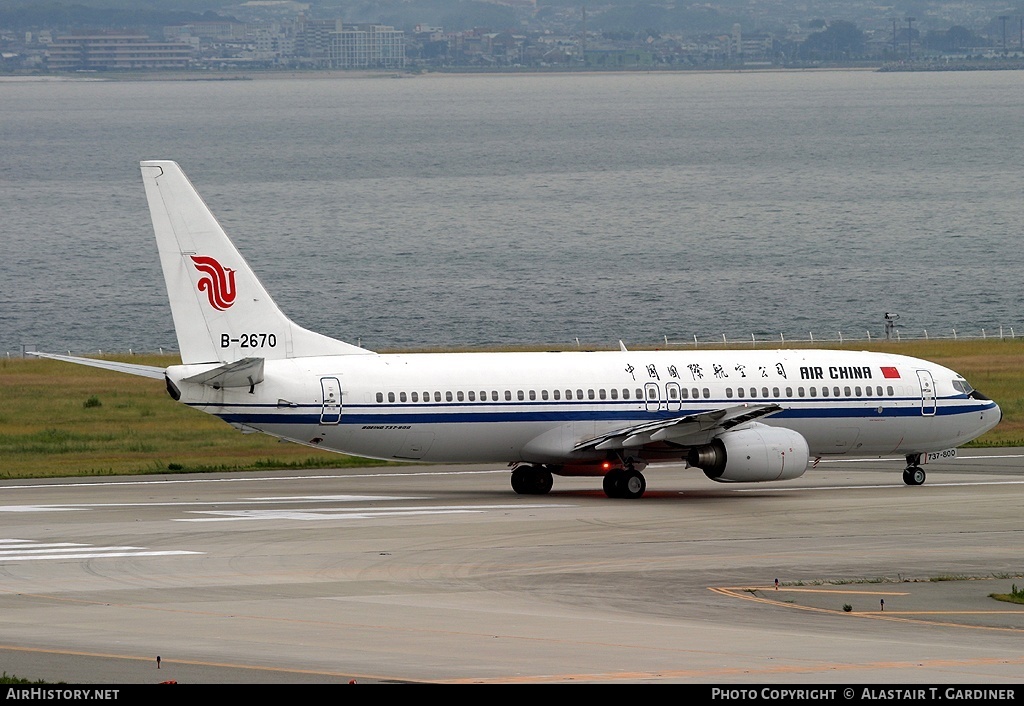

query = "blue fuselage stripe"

[{"left": 198, "top": 398, "right": 994, "bottom": 427}]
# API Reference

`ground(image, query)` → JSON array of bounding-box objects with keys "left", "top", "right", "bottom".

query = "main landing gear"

[
  {"left": 903, "top": 454, "right": 926, "bottom": 486},
  {"left": 510, "top": 464, "right": 553, "bottom": 495},
  {"left": 509, "top": 460, "right": 649, "bottom": 499},
  {"left": 602, "top": 466, "right": 647, "bottom": 499},
  {"left": 603, "top": 456, "right": 649, "bottom": 499}
]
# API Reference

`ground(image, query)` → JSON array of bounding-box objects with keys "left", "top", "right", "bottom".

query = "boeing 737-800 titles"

[{"left": 33, "top": 161, "right": 1002, "bottom": 498}]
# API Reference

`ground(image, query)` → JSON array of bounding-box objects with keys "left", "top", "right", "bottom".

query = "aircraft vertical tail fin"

[{"left": 140, "top": 160, "right": 370, "bottom": 364}]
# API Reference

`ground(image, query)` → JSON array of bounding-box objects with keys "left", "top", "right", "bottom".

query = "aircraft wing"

[
  {"left": 574, "top": 403, "right": 783, "bottom": 452},
  {"left": 28, "top": 352, "right": 166, "bottom": 380}
]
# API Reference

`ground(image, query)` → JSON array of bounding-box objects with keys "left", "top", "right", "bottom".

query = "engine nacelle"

[{"left": 687, "top": 424, "right": 810, "bottom": 483}]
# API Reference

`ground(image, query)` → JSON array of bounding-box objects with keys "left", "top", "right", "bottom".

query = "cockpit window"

[{"left": 952, "top": 378, "right": 975, "bottom": 395}]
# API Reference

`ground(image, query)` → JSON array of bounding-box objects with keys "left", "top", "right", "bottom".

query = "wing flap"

[{"left": 574, "top": 403, "right": 783, "bottom": 452}]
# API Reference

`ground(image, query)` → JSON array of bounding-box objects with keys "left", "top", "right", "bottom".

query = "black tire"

[
  {"left": 511, "top": 466, "right": 530, "bottom": 494},
  {"left": 621, "top": 469, "right": 647, "bottom": 499},
  {"left": 512, "top": 465, "right": 554, "bottom": 495},
  {"left": 603, "top": 469, "right": 624, "bottom": 498},
  {"left": 534, "top": 467, "right": 554, "bottom": 495},
  {"left": 903, "top": 466, "right": 926, "bottom": 486}
]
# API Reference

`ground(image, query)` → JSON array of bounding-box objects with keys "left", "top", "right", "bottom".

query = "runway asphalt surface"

[{"left": 1, "top": 448, "right": 1023, "bottom": 685}]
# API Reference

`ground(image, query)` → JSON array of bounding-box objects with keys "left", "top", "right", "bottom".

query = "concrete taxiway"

[{"left": 1, "top": 449, "right": 1023, "bottom": 684}]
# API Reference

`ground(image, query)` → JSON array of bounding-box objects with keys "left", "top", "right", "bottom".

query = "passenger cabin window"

[
  {"left": 434, "top": 392, "right": 442, "bottom": 402},
  {"left": 553, "top": 390, "right": 561, "bottom": 400},
  {"left": 623, "top": 389, "right": 631, "bottom": 400},
  {"left": 400, "top": 392, "right": 407, "bottom": 402},
  {"left": 411, "top": 392, "right": 419, "bottom": 402},
  {"left": 541, "top": 390, "right": 548, "bottom": 400},
  {"left": 376, "top": 392, "right": 383, "bottom": 403},
  {"left": 610, "top": 389, "right": 618, "bottom": 400},
  {"left": 446, "top": 391, "right": 453, "bottom": 402},
  {"left": 505, "top": 391, "right": 512, "bottom": 401},
  {"left": 703, "top": 388, "right": 710, "bottom": 398},
  {"left": 726, "top": 388, "right": 734, "bottom": 399},
  {"left": 529, "top": 390, "right": 537, "bottom": 401}
]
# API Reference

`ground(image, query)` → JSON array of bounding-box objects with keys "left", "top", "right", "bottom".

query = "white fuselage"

[{"left": 167, "top": 348, "right": 1000, "bottom": 471}]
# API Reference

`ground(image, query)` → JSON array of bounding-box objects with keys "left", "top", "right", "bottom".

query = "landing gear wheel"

[
  {"left": 603, "top": 469, "right": 625, "bottom": 498},
  {"left": 602, "top": 468, "right": 647, "bottom": 499},
  {"left": 621, "top": 469, "right": 647, "bottom": 499},
  {"left": 533, "top": 467, "right": 554, "bottom": 494},
  {"left": 903, "top": 466, "right": 926, "bottom": 486},
  {"left": 511, "top": 465, "right": 553, "bottom": 495}
]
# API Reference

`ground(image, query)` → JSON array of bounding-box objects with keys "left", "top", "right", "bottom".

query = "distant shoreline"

[
  {"left": 4, "top": 60, "right": 1024, "bottom": 83},
  {"left": 1, "top": 65, "right": 887, "bottom": 83}
]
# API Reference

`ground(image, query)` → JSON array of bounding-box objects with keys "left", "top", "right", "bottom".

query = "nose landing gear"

[{"left": 903, "top": 454, "right": 926, "bottom": 485}]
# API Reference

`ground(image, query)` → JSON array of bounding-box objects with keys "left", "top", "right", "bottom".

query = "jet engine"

[{"left": 686, "top": 424, "right": 809, "bottom": 483}]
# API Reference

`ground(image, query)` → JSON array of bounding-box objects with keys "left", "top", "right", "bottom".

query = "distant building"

[
  {"left": 47, "top": 34, "right": 192, "bottom": 70},
  {"left": 584, "top": 48, "right": 655, "bottom": 67},
  {"left": 296, "top": 16, "right": 342, "bottom": 63},
  {"left": 731, "top": 23, "right": 774, "bottom": 61},
  {"left": 329, "top": 24, "right": 405, "bottom": 69}
]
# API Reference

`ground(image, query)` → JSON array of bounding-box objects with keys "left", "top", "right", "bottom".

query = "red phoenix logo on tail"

[{"left": 191, "top": 256, "right": 237, "bottom": 311}]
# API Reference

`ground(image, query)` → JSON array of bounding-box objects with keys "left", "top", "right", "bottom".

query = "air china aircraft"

[{"left": 34, "top": 161, "right": 1002, "bottom": 499}]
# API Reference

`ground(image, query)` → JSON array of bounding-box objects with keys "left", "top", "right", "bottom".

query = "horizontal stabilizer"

[
  {"left": 182, "top": 357, "right": 265, "bottom": 389},
  {"left": 575, "top": 403, "right": 783, "bottom": 452},
  {"left": 28, "top": 352, "right": 166, "bottom": 380}
]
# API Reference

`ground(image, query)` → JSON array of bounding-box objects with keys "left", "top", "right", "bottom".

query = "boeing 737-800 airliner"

[{"left": 34, "top": 161, "right": 1002, "bottom": 498}]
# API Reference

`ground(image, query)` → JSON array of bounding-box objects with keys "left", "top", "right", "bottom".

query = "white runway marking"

[
  {"left": 0, "top": 494, "right": 573, "bottom": 524},
  {"left": 179, "top": 502, "right": 567, "bottom": 522},
  {"left": 735, "top": 479, "right": 1024, "bottom": 493},
  {"left": 0, "top": 468, "right": 508, "bottom": 492},
  {"left": 0, "top": 495, "right": 420, "bottom": 513},
  {"left": 0, "top": 539, "right": 201, "bottom": 562}
]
